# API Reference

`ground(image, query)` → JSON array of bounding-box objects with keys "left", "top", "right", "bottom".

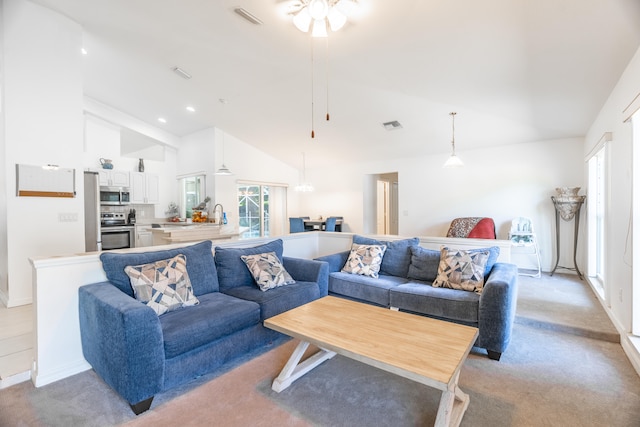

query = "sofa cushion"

[
  {"left": 241, "top": 251, "right": 295, "bottom": 291},
  {"left": 433, "top": 247, "right": 489, "bottom": 294},
  {"left": 407, "top": 246, "right": 441, "bottom": 282},
  {"left": 389, "top": 282, "right": 480, "bottom": 323},
  {"left": 341, "top": 244, "right": 387, "bottom": 278},
  {"left": 329, "top": 272, "right": 408, "bottom": 307},
  {"left": 471, "top": 246, "right": 500, "bottom": 277},
  {"left": 222, "top": 281, "right": 320, "bottom": 321},
  {"left": 100, "top": 241, "right": 219, "bottom": 298},
  {"left": 125, "top": 254, "right": 199, "bottom": 316},
  {"left": 215, "top": 239, "right": 284, "bottom": 291},
  {"left": 352, "top": 235, "right": 419, "bottom": 277},
  {"left": 159, "top": 292, "right": 260, "bottom": 359}
]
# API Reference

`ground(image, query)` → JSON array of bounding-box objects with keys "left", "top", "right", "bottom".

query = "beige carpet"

[
  {"left": 122, "top": 340, "right": 312, "bottom": 427},
  {"left": 2, "top": 273, "right": 639, "bottom": 426}
]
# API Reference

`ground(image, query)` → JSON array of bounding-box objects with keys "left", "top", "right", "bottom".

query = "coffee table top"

[{"left": 264, "top": 296, "right": 478, "bottom": 389}]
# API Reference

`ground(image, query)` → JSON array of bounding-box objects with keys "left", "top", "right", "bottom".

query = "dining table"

[{"left": 303, "top": 218, "right": 342, "bottom": 232}]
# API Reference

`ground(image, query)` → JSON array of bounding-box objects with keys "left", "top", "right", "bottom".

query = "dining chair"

[
  {"left": 289, "top": 217, "right": 305, "bottom": 233},
  {"left": 324, "top": 216, "right": 337, "bottom": 232}
]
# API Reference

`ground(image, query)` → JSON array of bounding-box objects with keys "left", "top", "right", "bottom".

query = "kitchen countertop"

[{"left": 149, "top": 223, "right": 239, "bottom": 244}]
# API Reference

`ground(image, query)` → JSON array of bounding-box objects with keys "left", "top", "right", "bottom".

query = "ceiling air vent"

[
  {"left": 382, "top": 120, "right": 402, "bottom": 131},
  {"left": 172, "top": 67, "right": 192, "bottom": 80},
  {"left": 234, "top": 8, "right": 263, "bottom": 25}
]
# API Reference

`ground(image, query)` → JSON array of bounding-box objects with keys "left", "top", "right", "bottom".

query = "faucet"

[{"left": 212, "top": 203, "right": 224, "bottom": 225}]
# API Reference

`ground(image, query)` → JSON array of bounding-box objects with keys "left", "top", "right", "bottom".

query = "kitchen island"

[{"left": 149, "top": 223, "right": 239, "bottom": 245}]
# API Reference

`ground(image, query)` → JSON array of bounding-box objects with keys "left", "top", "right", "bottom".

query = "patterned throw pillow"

[
  {"left": 433, "top": 247, "right": 489, "bottom": 294},
  {"left": 341, "top": 244, "right": 387, "bottom": 278},
  {"left": 241, "top": 251, "right": 295, "bottom": 292},
  {"left": 125, "top": 254, "right": 199, "bottom": 316}
]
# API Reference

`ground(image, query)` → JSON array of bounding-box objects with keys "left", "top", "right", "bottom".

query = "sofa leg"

[
  {"left": 487, "top": 350, "right": 502, "bottom": 361},
  {"left": 130, "top": 396, "right": 154, "bottom": 415}
]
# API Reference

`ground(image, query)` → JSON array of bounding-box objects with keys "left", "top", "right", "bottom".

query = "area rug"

[{"left": 256, "top": 354, "right": 444, "bottom": 427}]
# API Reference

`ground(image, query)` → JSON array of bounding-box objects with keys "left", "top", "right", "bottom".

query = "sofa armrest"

[
  {"left": 477, "top": 263, "right": 519, "bottom": 354},
  {"left": 79, "top": 282, "right": 165, "bottom": 405},
  {"left": 283, "top": 257, "right": 330, "bottom": 296},
  {"left": 314, "top": 250, "right": 350, "bottom": 273}
]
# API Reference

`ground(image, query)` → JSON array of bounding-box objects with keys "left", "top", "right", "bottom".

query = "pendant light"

[
  {"left": 216, "top": 98, "right": 233, "bottom": 176},
  {"left": 443, "top": 112, "right": 464, "bottom": 168},
  {"left": 294, "top": 152, "right": 314, "bottom": 192}
]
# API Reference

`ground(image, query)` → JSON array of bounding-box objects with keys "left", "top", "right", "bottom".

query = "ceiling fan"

[{"left": 282, "top": 0, "right": 360, "bottom": 36}]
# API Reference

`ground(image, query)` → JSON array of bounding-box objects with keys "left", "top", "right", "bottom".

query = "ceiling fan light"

[
  {"left": 308, "top": 0, "right": 329, "bottom": 20},
  {"left": 311, "top": 19, "right": 328, "bottom": 37},
  {"left": 327, "top": 8, "right": 347, "bottom": 31},
  {"left": 293, "top": 8, "right": 312, "bottom": 32}
]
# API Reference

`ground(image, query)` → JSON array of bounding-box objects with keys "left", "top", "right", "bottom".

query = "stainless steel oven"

[
  {"left": 101, "top": 225, "right": 135, "bottom": 250},
  {"left": 100, "top": 186, "right": 131, "bottom": 206},
  {"left": 100, "top": 211, "right": 135, "bottom": 250}
]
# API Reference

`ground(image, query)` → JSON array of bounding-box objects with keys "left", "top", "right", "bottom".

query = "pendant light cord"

[
  {"left": 326, "top": 36, "right": 330, "bottom": 121},
  {"left": 311, "top": 37, "right": 315, "bottom": 138},
  {"left": 450, "top": 112, "right": 457, "bottom": 155}
]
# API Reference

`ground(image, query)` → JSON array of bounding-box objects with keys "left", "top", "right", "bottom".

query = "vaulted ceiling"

[{"left": 32, "top": 0, "right": 640, "bottom": 168}]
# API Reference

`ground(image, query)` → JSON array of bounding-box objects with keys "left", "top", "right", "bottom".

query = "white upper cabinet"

[
  {"left": 98, "top": 169, "right": 130, "bottom": 187},
  {"left": 130, "top": 172, "right": 159, "bottom": 204}
]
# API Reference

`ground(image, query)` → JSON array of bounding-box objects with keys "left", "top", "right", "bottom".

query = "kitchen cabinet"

[
  {"left": 130, "top": 172, "right": 159, "bottom": 204},
  {"left": 136, "top": 225, "right": 153, "bottom": 247},
  {"left": 98, "top": 169, "right": 130, "bottom": 187}
]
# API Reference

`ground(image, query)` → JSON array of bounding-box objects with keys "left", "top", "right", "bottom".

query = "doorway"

[{"left": 364, "top": 172, "right": 398, "bottom": 235}]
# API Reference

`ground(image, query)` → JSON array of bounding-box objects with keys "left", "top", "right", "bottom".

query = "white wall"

[
  {"left": 585, "top": 45, "right": 640, "bottom": 334},
  {"left": 0, "top": 0, "right": 8, "bottom": 302},
  {"left": 301, "top": 137, "right": 585, "bottom": 272},
  {"left": 1, "top": 0, "right": 84, "bottom": 306}
]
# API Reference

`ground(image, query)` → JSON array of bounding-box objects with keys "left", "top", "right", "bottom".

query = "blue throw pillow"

[
  {"left": 468, "top": 246, "right": 500, "bottom": 277},
  {"left": 407, "top": 246, "right": 441, "bottom": 282},
  {"left": 100, "top": 240, "right": 218, "bottom": 297},
  {"left": 352, "top": 235, "right": 419, "bottom": 277},
  {"left": 214, "top": 239, "right": 285, "bottom": 290}
]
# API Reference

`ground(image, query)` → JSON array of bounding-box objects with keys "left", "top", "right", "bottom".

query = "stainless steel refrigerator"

[{"left": 84, "top": 171, "right": 102, "bottom": 251}]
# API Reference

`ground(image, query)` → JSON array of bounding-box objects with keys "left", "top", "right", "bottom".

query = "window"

[
  {"left": 587, "top": 145, "right": 606, "bottom": 296},
  {"left": 178, "top": 174, "right": 206, "bottom": 219},
  {"left": 238, "top": 182, "right": 287, "bottom": 238}
]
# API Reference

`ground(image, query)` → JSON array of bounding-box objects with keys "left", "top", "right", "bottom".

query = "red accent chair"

[{"left": 446, "top": 217, "right": 496, "bottom": 239}]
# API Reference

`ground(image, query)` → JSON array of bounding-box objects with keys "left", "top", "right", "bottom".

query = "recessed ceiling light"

[
  {"left": 186, "top": 106, "right": 196, "bottom": 113},
  {"left": 81, "top": 48, "right": 88, "bottom": 55},
  {"left": 158, "top": 117, "right": 167, "bottom": 123}
]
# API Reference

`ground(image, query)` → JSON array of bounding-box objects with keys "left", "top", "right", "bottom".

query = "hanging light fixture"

[
  {"left": 290, "top": 0, "right": 358, "bottom": 37},
  {"left": 294, "top": 152, "right": 314, "bottom": 192},
  {"left": 287, "top": 1, "right": 361, "bottom": 139},
  {"left": 215, "top": 99, "right": 233, "bottom": 176},
  {"left": 443, "top": 112, "right": 464, "bottom": 168}
]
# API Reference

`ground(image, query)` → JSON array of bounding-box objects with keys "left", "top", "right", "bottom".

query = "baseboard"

[
  {"left": 32, "top": 359, "right": 91, "bottom": 388},
  {"left": 585, "top": 276, "right": 640, "bottom": 378},
  {"left": 0, "top": 370, "right": 30, "bottom": 390},
  {"left": 622, "top": 335, "right": 640, "bottom": 377}
]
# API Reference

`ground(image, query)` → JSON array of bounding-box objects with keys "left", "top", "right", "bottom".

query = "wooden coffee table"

[{"left": 264, "top": 296, "right": 478, "bottom": 427}]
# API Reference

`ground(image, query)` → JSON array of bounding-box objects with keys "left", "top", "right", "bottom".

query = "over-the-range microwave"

[{"left": 100, "top": 186, "right": 131, "bottom": 205}]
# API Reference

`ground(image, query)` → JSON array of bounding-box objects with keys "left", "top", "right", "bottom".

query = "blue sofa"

[
  {"left": 79, "top": 239, "right": 328, "bottom": 414},
  {"left": 315, "top": 235, "right": 518, "bottom": 361}
]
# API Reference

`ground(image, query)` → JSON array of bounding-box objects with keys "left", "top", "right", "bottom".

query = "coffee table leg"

[
  {"left": 272, "top": 340, "right": 336, "bottom": 393},
  {"left": 434, "top": 371, "right": 470, "bottom": 427}
]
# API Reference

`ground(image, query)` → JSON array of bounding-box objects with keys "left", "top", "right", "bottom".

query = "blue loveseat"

[
  {"left": 79, "top": 239, "right": 328, "bottom": 414},
  {"left": 315, "top": 235, "right": 518, "bottom": 361}
]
